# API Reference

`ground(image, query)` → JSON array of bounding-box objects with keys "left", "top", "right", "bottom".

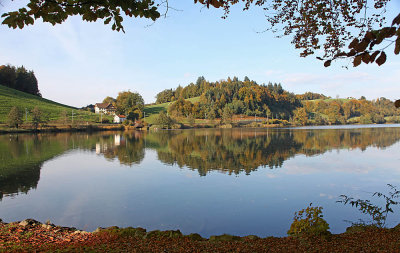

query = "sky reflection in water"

[{"left": 1, "top": 126, "right": 400, "bottom": 237}]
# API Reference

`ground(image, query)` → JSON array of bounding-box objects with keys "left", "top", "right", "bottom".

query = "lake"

[{"left": 1, "top": 125, "right": 400, "bottom": 237}]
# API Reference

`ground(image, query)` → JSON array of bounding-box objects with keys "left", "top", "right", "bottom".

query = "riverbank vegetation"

[{"left": 1, "top": 216, "right": 400, "bottom": 252}]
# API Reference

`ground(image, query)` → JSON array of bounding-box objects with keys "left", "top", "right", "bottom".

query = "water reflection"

[{"left": 1, "top": 126, "right": 400, "bottom": 198}]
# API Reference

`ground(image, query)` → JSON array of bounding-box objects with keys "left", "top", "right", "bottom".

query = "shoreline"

[
  {"left": 0, "top": 124, "right": 124, "bottom": 134},
  {"left": 1, "top": 218, "right": 400, "bottom": 252},
  {"left": 1, "top": 122, "right": 399, "bottom": 134}
]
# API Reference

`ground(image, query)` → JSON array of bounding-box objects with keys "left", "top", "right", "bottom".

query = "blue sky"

[{"left": 1, "top": 1, "right": 399, "bottom": 107}]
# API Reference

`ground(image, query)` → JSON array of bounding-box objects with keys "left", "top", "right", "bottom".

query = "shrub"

[
  {"left": 188, "top": 114, "right": 195, "bottom": 127},
  {"left": 31, "top": 106, "right": 43, "bottom": 130},
  {"left": 7, "top": 106, "right": 23, "bottom": 128},
  {"left": 337, "top": 184, "right": 399, "bottom": 228},
  {"left": 155, "top": 111, "right": 174, "bottom": 129},
  {"left": 287, "top": 204, "right": 330, "bottom": 237}
]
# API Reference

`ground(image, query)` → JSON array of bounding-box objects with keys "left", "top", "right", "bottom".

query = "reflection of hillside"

[
  {"left": 0, "top": 132, "right": 138, "bottom": 199},
  {"left": 0, "top": 163, "right": 41, "bottom": 200},
  {"left": 149, "top": 128, "right": 400, "bottom": 176},
  {"left": 1, "top": 127, "right": 400, "bottom": 198},
  {"left": 293, "top": 127, "right": 400, "bottom": 156},
  {"left": 0, "top": 134, "right": 74, "bottom": 200},
  {"left": 152, "top": 130, "right": 302, "bottom": 176}
]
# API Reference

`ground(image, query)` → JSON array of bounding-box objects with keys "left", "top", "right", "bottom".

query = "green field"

[
  {"left": 143, "top": 97, "right": 200, "bottom": 124},
  {"left": 0, "top": 85, "right": 111, "bottom": 124}
]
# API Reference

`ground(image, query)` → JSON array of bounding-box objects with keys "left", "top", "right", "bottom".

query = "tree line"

[
  {"left": 7, "top": 106, "right": 49, "bottom": 130},
  {"left": 157, "top": 76, "right": 301, "bottom": 121},
  {"left": 156, "top": 76, "right": 399, "bottom": 126},
  {"left": 293, "top": 97, "right": 400, "bottom": 126},
  {"left": 0, "top": 64, "right": 41, "bottom": 96}
]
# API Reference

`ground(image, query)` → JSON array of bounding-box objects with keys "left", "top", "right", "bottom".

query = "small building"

[
  {"left": 94, "top": 103, "right": 117, "bottom": 115},
  {"left": 114, "top": 115, "right": 126, "bottom": 124}
]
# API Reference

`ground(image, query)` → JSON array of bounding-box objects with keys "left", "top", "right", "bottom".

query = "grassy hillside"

[
  {"left": 0, "top": 85, "right": 110, "bottom": 124},
  {"left": 144, "top": 97, "right": 200, "bottom": 124}
]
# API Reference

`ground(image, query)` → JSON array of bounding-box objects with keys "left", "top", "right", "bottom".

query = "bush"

[
  {"left": 188, "top": 114, "right": 195, "bottom": 127},
  {"left": 7, "top": 106, "right": 23, "bottom": 128},
  {"left": 337, "top": 184, "right": 399, "bottom": 228},
  {"left": 155, "top": 111, "right": 174, "bottom": 129},
  {"left": 287, "top": 204, "right": 330, "bottom": 237}
]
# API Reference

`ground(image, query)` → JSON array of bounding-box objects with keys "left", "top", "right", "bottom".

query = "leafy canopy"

[
  {"left": 1, "top": 0, "right": 398, "bottom": 67},
  {"left": 195, "top": 0, "right": 399, "bottom": 67},
  {"left": 1, "top": 0, "right": 161, "bottom": 32}
]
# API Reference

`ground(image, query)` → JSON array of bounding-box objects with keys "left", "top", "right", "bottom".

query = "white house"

[
  {"left": 94, "top": 103, "right": 117, "bottom": 115},
  {"left": 114, "top": 115, "right": 126, "bottom": 124}
]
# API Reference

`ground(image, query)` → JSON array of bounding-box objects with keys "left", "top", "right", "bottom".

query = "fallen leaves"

[{"left": 1, "top": 221, "right": 400, "bottom": 252}]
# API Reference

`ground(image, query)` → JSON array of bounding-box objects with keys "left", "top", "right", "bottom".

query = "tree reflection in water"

[{"left": 1, "top": 126, "right": 400, "bottom": 197}]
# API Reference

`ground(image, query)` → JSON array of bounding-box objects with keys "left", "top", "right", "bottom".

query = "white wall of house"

[
  {"left": 114, "top": 115, "right": 126, "bottom": 123},
  {"left": 95, "top": 106, "right": 107, "bottom": 114}
]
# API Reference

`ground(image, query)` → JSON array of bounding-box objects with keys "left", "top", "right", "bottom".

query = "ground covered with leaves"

[{"left": 1, "top": 219, "right": 400, "bottom": 252}]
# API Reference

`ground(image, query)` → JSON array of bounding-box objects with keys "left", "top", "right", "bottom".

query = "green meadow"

[{"left": 0, "top": 85, "right": 111, "bottom": 124}]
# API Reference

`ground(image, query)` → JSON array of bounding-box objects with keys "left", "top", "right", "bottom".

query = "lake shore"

[
  {"left": 1, "top": 218, "right": 400, "bottom": 252},
  {"left": 2, "top": 122, "right": 399, "bottom": 134},
  {"left": 0, "top": 124, "right": 124, "bottom": 134}
]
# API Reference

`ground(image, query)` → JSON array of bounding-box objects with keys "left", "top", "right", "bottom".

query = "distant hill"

[{"left": 0, "top": 85, "right": 106, "bottom": 124}]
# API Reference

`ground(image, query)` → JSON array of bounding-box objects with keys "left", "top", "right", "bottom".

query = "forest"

[
  {"left": 0, "top": 64, "right": 41, "bottom": 97},
  {"left": 155, "top": 76, "right": 400, "bottom": 126}
]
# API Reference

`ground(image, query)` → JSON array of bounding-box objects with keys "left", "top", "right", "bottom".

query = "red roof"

[{"left": 117, "top": 115, "right": 125, "bottom": 118}]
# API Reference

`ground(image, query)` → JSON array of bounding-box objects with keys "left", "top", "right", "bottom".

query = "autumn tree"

[
  {"left": 7, "top": 106, "right": 23, "bottom": 128},
  {"left": 103, "top": 96, "right": 116, "bottom": 105},
  {"left": 1, "top": 0, "right": 161, "bottom": 32},
  {"left": 188, "top": 113, "right": 195, "bottom": 127},
  {"left": 115, "top": 91, "right": 144, "bottom": 116},
  {"left": 293, "top": 107, "right": 307, "bottom": 126},
  {"left": 222, "top": 105, "right": 233, "bottom": 124},
  {"left": 155, "top": 111, "right": 174, "bottom": 129},
  {"left": 195, "top": 0, "right": 399, "bottom": 68},
  {"left": 3, "top": 1, "right": 398, "bottom": 67}
]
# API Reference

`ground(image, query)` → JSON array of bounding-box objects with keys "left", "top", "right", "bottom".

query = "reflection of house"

[
  {"left": 94, "top": 103, "right": 116, "bottom": 115},
  {"left": 114, "top": 115, "right": 126, "bottom": 124},
  {"left": 114, "top": 134, "right": 126, "bottom": 146},
  {"left": 96, "top": 143, "right": 108, "bottom": 154}
]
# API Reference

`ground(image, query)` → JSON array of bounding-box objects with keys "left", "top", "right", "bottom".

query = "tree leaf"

[
  {"left": 353, "top": 55, "right": 362, "bottom": 67},
  {"left": 376, "top": 52, "right": 387, "bottom": 66},
  {"left": 361, "top": 53, "right": 370, "bottom": 64},
  {"left": 392, "top": 13, "right": 400, "bottom": 26},
  {"left": 348, "top": 38, "right": 359, "bottom": 49},
  {"left": 370, "top": 51, "right": 380, "bottom": 63},
  {"left": 395, "top": 38, "right": 400, "bottom": 55},
  {"left": 324, "top": 60, "right": 331, "bottom": 67},
  {"left": 395, "top": 100, "right": 400, "bottom": 108},
  {"left": 355, "top": 40, "right": 369, "bottom": 52}
]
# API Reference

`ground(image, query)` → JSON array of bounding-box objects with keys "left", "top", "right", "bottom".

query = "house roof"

[
  {"left": 116, "top": 115, "right": 126, "bottom": 118},
  {"left": 95, "top": 103, "right": 116, "bottom": 110}
]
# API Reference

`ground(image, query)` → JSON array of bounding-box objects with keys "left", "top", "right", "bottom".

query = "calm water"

[{"left": 1, "top": 125, "right": 400, "bottom": 237}]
